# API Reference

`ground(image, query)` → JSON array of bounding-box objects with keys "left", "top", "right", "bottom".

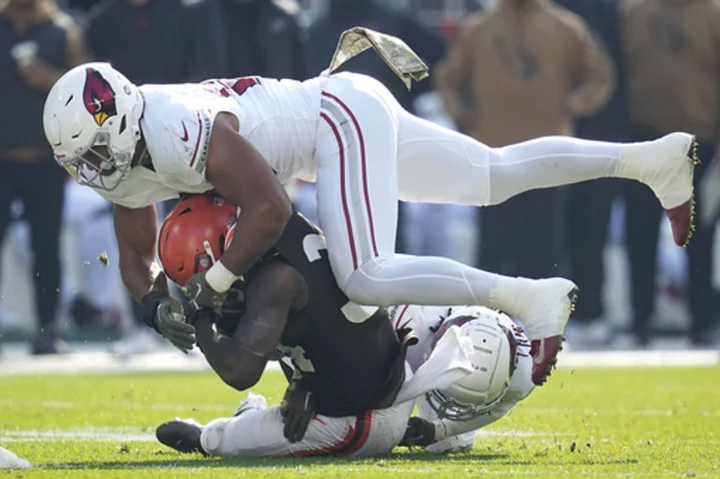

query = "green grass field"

[{"left": 1, "top": 366, "right": 719, "bottom": 478}]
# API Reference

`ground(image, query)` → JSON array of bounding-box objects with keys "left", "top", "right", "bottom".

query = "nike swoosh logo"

[{"left": 180, "top": 121, "right": 189, "bottom": 142}]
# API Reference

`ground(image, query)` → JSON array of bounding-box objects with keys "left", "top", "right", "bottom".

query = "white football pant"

[
  {"left": 200, "top": 394, "right": 414, "bottom": 458},
  {"left": 315, "top": 72, "right": 628, "bottom": 311}
]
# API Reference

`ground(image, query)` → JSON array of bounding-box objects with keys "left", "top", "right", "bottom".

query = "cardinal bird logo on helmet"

[{"left": 83, "top": 68, "right": 117, "bottom": 126}]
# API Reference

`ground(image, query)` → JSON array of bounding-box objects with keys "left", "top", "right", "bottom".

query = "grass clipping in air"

[{"left": 97, "top": 252, "right": 109, "bottom": 267}]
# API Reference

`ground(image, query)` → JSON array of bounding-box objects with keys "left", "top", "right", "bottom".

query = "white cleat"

[
  {"left": 506, "top": 277, "right": 578, "bottom": 386},
  {"left": 619, "top": 132, "right": 698, "bottom": 246},
  {"left": 515, "top": 278, "right": 578, "bottom": 340},
  {"left": 0, "top": 447, "right": 31, "bottom": 470}
]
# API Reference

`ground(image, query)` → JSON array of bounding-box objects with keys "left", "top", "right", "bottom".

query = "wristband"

[{"left": 205, "top": 261, "right": 241, "bottom": 293}]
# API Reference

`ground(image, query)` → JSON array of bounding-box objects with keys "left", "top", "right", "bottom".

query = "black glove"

[
  {"left": 142, "top": 291, "right": 196, "bottom": 353},
  {"left": 399, "top": 416, "right": 436, "bottom": 448},
  {"left": 181, "top": 272, "right": 227, "bottom": 316},
  {"left": 280, "top": 380, "right": 315, "bottom": 443}
]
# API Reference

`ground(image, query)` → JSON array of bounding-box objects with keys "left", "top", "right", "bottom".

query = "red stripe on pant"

[
  {"left": 321, "top": 91, "right": 379, "bottom": 258},
  {"left": 394, "top": 305, "right": 410, "bottom": 330},
  {"left": 320, "top": 112, "right": 358, "bottom": 270},
  {"left": 287, "top": 411, "right": 372, "bottom": 457},
  {"left": 339, "top": 410, "right": 373, "bottom": 456}
]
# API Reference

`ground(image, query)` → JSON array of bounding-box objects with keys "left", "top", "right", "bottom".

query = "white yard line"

[
  {"left": 0, "top": 350, "right": 718, "bottom": 377},
  {"left": 0, "top": 428, "right": 155, "bottom": 442}
]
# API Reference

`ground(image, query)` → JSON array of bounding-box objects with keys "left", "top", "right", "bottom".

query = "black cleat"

[{"left": 156, "top": 419, "right": 207, "bottom": 455}]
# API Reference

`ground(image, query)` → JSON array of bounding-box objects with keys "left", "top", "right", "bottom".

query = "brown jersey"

[{"left": 268, "top": 212, "right": 408, "bottom": 417}]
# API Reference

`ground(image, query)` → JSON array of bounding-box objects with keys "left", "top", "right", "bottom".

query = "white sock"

[
  {"left": 344, "top": 255, "right": 500, "bottom": 307},
  {"left": 488, "top": 136, "right": 622, "bottom": 204}
]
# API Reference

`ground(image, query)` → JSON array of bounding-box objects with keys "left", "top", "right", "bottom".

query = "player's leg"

[
  {"left": 158, "top": 393, "right": 367, "bottom": 458},
  {"left": 396, "top": 110, "right": 696, "bottom": 247},
  {"left": 316, "top": 72, "right": 563, "bottom": 309},
  {"left": 316, "top": 75, "right": 553, "bottom": 312},
  {"left": 316, "top": 74, "right": 575, "bottom": 385},
  {"left": 22, "top": 161, "right": 64, "bottom": 354},
  {"left": 348, "top": 399, "right": 415, "bottom": 457}
]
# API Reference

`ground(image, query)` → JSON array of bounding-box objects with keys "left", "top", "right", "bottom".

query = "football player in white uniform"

[
  {"left": 156, "top": 305, "right": 534, "bottom": 458},
  {"left": 396, "top": 305, "right": 536, "bottom": 454},
  {"left": 43, "top": 33, "right": 696, "bottom": 385}
]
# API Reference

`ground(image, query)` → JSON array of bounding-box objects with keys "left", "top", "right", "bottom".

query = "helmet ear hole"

[
  {"left": 194, "top": 253, "right": 213, "bottom": 275},
  {"left": 119, "top": 115, "right": 127, "bottom": 134}
]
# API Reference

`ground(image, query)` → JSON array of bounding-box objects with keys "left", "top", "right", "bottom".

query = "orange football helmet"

[{"left": 158, "top": 193, "right": 238, "bottom": 286}]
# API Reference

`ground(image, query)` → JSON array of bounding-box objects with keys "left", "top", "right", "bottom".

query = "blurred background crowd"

[{"left": 0, "top": 0, "right": 718, "bottom": 360}]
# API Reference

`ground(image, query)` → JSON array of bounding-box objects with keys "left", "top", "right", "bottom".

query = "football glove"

[
  {"left": 141, "top": 291, "right": 196, "bottom": 354},
  {"left": 280, "top": 380, "right": 315, "bottom": 443},
  {"left": 181, "top": 272, "right": 228, "bottom": 316}
]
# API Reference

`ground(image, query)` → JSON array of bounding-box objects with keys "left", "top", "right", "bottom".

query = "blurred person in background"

[
  {"left": 0, "top": 0, "right": 86, "bottom": 355},
  {"left": 306, "top": 0, "right": 447, "bottom": 254},
  {"left": 218, "top": 0, "right": 310, "bottom": 223},
  {"left": 554, "top": 0, "right": 628, "bottom": 348},
  {"left": 85, "top": 0, "right": 225, "bottom": 85},
  {"left": 84, "top": 0, "right": 226, "bottom": 357},
  {"left": 219, "top": 0, "right": 308, "bottom": 81},
  {"left": 62, "top": 0, "right": 99, "bottom": 12},
  {"left": 61, "top": 179, "right": 124, "bottom": 332},
  {"left": 621, "top": 0, "right": 720, "bottom": 347},
  {"left": 436, "top": 0, "right": 614, "bottom": 282},
  {"left": 4, "top": 180, "right": 125, "bottom": 333}
]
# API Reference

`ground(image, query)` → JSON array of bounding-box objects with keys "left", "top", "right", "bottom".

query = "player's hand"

[
  {"left": 181, "top": 272, "right": 227, "bottom": 316},
  {"left": 399, "top": 417, "right": 436, "bottom": 448},
  {"left": 280, "top": 380, "right": 315, "bottom": 443},
  {"left": 141, "top": 291, "right": 196, "bottom": 353}
]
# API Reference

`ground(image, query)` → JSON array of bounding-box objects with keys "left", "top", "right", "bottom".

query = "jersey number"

[
  {"left": 201, "top": 77, "right": 260, "bottom": 98},
  {"left": 302, "top": 233, "right": 378, "bottom": 324}
]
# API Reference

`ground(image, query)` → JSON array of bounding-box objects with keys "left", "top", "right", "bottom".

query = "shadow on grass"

[
  {"left": 42, "top": 452, "right": 514, "bottom": 470},
  {"left": 42, "top": 453, "right": 638, "bottom": 471}
]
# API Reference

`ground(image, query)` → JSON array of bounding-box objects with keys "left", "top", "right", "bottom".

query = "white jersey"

[{"left": 95, "top": 75, "right": 327, "bottom": 209}]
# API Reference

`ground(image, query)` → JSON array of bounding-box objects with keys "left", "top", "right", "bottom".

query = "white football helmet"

[
  {"left": 425, "top": 306, "right": 518, "bottom": 421},
  {"left": 43, "top": 62, "right": 144, "bottom": 191}
]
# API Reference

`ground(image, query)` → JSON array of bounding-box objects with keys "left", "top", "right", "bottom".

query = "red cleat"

[
  {"left": 620, "top": 132, "right": 698, "bottom": 247},
  {"left": 530, "top": 335, "right": 565, "bottom": 386},
  {"left": 665, "top": 199, "right": 695, "bottom": 247}
]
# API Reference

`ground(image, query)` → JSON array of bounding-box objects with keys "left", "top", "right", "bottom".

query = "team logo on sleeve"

[{"left": 83, "top": 68, "right": 118, "bottom": 126}]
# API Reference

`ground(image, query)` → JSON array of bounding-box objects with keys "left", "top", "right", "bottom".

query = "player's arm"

[
  {"left": 195, "top": 260, "right": 305, "bottom": 391},
  {"left": 435, "top": 18, "right": 478, "bottom": 129},
  {"left": 565, "top": 20, "right": 615, "bottom": 117},
  {"left": 114, "top": 203, "right": 166, "bottom": 302},
  {"left": 203, "top": 113, "right": 293, "bottom": 291},
  {"left": 114, "top": 204, "right": 196, "bottom": 352}
]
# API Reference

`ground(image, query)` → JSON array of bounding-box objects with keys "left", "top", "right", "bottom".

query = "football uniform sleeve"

[
  {"left": 162, "top": 105, "right": 215, "bottom": 187},
  {"left": 143, "top": 87, "right": 239, "bottom": 190}
]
